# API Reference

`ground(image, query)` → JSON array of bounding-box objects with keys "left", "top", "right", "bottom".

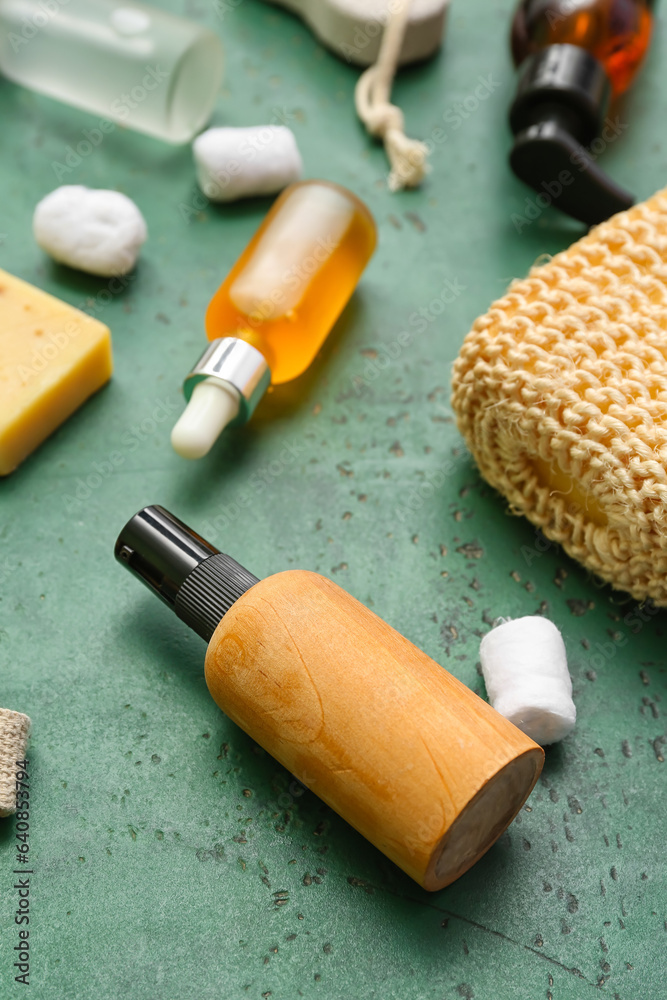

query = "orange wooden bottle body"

[{"left": 204, "top": 570, "right": 544, "bottom": 890}]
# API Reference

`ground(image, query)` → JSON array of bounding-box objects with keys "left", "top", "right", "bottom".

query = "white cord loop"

[{"left": 354, "top": 0, "right": 430, "bottom": 192}]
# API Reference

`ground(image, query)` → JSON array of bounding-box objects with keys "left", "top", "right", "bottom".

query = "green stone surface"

[{"left": 1, "top": 1, "right": 665, "bottom": 997}]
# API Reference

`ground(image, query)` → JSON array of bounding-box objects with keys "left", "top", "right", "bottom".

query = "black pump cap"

[
  {"left": 115, "top": 505, "right": 259, "bottom": 642},
  {"left": 509, "top": 44, "right": 634, "bottom": 226}
]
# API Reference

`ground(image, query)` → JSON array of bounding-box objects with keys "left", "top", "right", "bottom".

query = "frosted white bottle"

[{"left": 0, "top": 0, "right": 223, "bottom": 142}]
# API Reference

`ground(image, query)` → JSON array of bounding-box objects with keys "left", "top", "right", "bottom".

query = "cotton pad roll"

[
  {"left": 480, "top": 617, "right": 576, "bottom": 746},
  {"left": 193, "top": 126, "right": 303, "bottom": 202},
  {"left": 33, "top": 186, "right": 147, "bottom": 277}
]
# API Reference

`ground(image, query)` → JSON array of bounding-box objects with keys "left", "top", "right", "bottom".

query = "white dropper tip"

[{"left": 171, "top": 378, "right": 241, "bottom": 459}]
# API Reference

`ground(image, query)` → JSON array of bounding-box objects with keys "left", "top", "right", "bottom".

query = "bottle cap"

[
  {"left": 115, "top": 505, "right": 259, "bottom": 641},
  {"left": 171, "top": 337, "right": 271, "bottom": 458},
  {"left": 509, "top": 44, "right": 634, "bottom": 226}
]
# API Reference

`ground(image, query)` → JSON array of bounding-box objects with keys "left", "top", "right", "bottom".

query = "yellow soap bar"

[{"left": 0, "top": 269, "right": 112, "bottom": 475}]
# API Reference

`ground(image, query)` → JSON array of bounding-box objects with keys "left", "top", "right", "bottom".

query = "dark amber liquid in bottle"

[{"left": 511, "top": 0, "right": 653, "bottom": 95}]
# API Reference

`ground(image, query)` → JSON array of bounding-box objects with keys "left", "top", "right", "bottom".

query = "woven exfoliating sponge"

[
  {"left": 452, "top": 187, "right": 667, "bottom": 606},
  {"left": 0, "top": 708, "right": 31, "bottom": 817}
]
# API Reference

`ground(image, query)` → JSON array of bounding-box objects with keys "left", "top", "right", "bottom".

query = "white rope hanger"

[{"left": 354, "top": 0, "right": 430, "bottom": 191}]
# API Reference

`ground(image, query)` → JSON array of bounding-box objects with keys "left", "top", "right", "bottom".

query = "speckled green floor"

[{"left": 1, "top": 1, "right": 666, "bottom": 997}]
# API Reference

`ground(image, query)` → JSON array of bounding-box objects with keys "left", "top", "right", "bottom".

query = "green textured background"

[{"left": 1, "top": 1, "right": 666, "bottom": 997}]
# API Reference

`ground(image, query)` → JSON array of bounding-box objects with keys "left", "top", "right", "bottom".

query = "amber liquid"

[
  {"left": 511, "top": 0, "right": 653, "bottom": 95},
  {"left": 205, "top": 180, "right": 377, "bottom": 385}
]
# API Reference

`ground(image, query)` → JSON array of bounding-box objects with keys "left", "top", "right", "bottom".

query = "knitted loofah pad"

[
  {"left": 452, "top": 187, "right": 667, "bottom": 606},
  {"left": 0, "top": 708, "right": 31, "bottom": 817}
]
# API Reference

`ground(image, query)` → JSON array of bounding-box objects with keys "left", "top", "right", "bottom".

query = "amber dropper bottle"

[{"left": 171, "top": 180, "right": 376, "bottom": 459}]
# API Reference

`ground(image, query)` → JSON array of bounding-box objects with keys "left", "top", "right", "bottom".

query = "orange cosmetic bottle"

[{"left": 171, "top": 180, "right": 376, "bottom": 459}]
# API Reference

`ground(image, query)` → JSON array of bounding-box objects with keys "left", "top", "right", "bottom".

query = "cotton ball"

[
  {"left": 480, "top": 616, "right": 576, "bottom": 746},
  {"left": 193, "top": 125, "right": 303, "bottom": 202},
  {"left": 33, "top": 186, "right": 147, "bottom": 277}
]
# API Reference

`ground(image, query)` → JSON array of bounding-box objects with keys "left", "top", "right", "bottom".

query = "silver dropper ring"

[{"left": 182, "top": 337, "right": 271, "bottom": 426}]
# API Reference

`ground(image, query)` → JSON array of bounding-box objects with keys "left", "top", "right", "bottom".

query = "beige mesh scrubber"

[
  {"left": 0, "top": 708, "right": 31, "bottom": 817},
  {"left": 452, "top": 187, "right": 667, "bottom": 606}
]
